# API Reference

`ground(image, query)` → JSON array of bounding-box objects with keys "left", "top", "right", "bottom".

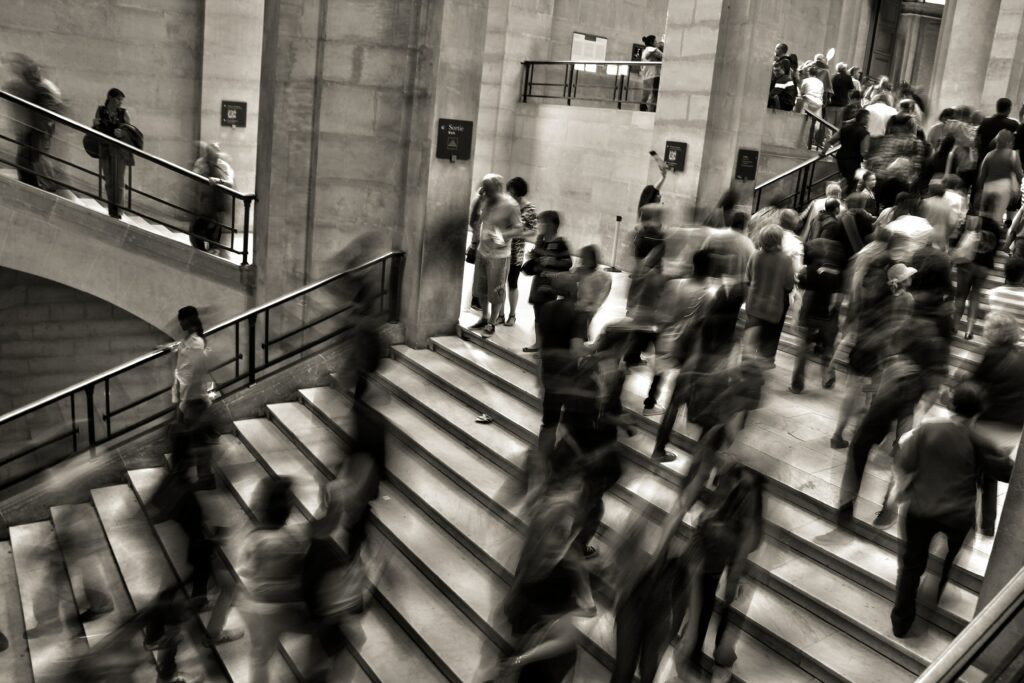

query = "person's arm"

[
  {"left": 820, "top": 130, "right": 841, "bottom": 153},
  {"left": 970, "top": 431, "right": 1016, "bottom": 483},
  {"left": 1005, "top": 207, "right": 1024, "bottom": 251},
  {"left": 502, "top": 616, "right": 577, "bottom": 671},
  {"left": 895, "top": 427, "right": 922, "bottom": 476},
  {"left": 976, "top": 155, "right": 990, "bottom": 191},
  {"left": 860, "top": 131, "right": 871, "bottom": 158},
  {"left": 654, "top": 163, "right": 668, "bottom": 192}
]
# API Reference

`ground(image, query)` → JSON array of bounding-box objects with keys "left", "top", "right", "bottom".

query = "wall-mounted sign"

[
  {"left": 735, "top": 148, "right": 759, "bottom": 181},
  {"left": 630, "top": 43, "right": 645, "bottom": 73},
  {"left": 571, "top": 32, "right": 608, "bottom": 64},
  {"left": 664, "top": 140, "right": 687, "bottom": 172},
  {"left": 435, "top": 118, "right": 474, "bottom": 161},
  {"left": 221, "top": 101, "right": 247, "bottom": 128}
]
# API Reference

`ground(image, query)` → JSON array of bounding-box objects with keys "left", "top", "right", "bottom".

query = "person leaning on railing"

[{"left": 93, "top": 88, "right": 133, "bottom": 219}]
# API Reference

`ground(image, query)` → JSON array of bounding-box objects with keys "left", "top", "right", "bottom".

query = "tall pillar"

[
  {"left": 399, "top": 0, "right": 488, "bottom": 345},
  {"left": 931, "top": 0, "right": 1000, "bottom": 114},
  {"left": 981, "top": 0, "right": 1024, "bottom": 110},
  {"left": 975, "top": 431, "right": 1024, "bottom": 669}
]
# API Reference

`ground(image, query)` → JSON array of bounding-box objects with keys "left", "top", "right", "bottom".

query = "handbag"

[
  {"left": 951, "top": 225, "right": 980, "bottom": 264},
  {"left": 83, "top": 131, "right": 100, "bottom": 159}
]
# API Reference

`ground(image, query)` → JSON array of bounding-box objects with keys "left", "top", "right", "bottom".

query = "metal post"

[
  {"left": 104, "top": 378, "right": 111, "bottom": 438},
  {"left": 242, "top": 199, "right": 251, "bottom": 265},
  {"left": 70, "top": 394, "right": 78, "bottom": 452},
  {"left": 247, "top": 314, "right": 257, "bottom": 385},
  {"left": 127, "top": 165, "right": 133, "bottom": 211},
  {"left": 388, "top": 254, "right": 405, "bottom": 323},
  {"left": 521, "top": 62, "right": 529, "bottom": 103},
  {"left": 563, "top": 64, "right": 570, "bottom": 104},
  {"left": 85, "top": 384, "right": 96, "bottom": 447},
  {"left": 606, "top": 215, "right": 623, "bottom": 273}
]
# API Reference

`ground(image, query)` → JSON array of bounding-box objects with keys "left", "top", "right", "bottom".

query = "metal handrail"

[
  {"left": 917, "top": 566, "right": 1024, "bottom": 682},
  {"left": 0, "top": 250, "right": 404, "bottom": 477},
  {"left": 803, "top": 108, "right": 839, "bottom": 134},
  {"left": 0, "top": 89, "right": 254, "bottom": 201},
  {"left": 522, "top": 60, "right": 648, "bottom": 66},
  {"left": 753, "top": 143, "right": 841, "bottom": 193},
  {"left": 0, "top": 250, "right": 401, "bottom": 426}
]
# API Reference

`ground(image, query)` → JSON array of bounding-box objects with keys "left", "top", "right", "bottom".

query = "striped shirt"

[{"left": 986, "top": 285, "right": 1024, "bottom": 331}]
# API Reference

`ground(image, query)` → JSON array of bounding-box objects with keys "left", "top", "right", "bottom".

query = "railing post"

[
  {"left": 521, "top": 62, "right": 529, "bottom": 103},
  {"left": 242, "top": 198, "right": 251, "bottom": 265},
  {"left": 127, "top": 165, "right": 133, "bottom": 211},
  {"left": 85, "top": 384, "right": 96, "bottom": 448},
  {"left": 388, "top": 254, "right": 405, "bottom": 323},
  {"left": 247, "top": 314, "right": 257, "bottom": 386}
]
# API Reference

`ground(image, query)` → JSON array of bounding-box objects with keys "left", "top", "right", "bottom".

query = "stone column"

[
  {"left": 399, "top": 0, "right": 488, "bottom": 346},
  {"left": 981, "top": 0, "right": 1024, "bottom": 110},
  {"left": 198, "top": 0, "right": 264, "bottom": 197},
  {"left": 975, "top": 431, "right": 1024, "bottom": 669},
  {"left": 931, "top": 0, "right": 1000, "bottom": 114}
]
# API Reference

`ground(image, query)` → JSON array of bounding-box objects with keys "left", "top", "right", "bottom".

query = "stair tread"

[
  {"left": 317, "top": 384, "right": 901, "bottom": 682},
  {"left": 266, "top": 402, "right": 345, "bottom": 473},
  {"left": 9, "top": 520, "right": 85, "bottom": 680},
  {"left": 235, "top": 418, "right": 326, "bottom": 512},
  {"left": 51, "top": 503, "right": 137, "bottom": 646},
  {"left": 90, "top": 484, "right": 218, "bottom": 682},
  {"left": 418, "top": 338, "right": 992, "bottom": 588},
  {"left": 238, "top": 423, "right": 484, "bottom": 682},
  {"left": 389, "top": 345, "right": 962, "bottom": 672},
  {"left": 0, "top": 541, "right": 31, "bottom": 683},
  {"left": 126, "top": 467, "right": 305, "bottom": 683}
]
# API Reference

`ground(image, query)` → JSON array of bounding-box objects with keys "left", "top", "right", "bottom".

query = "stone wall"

[
  {"left": 508, "top": 104, "right": 655, "bottom": 266},
  {"left": 0, "top": 268, "right": 169, "bottom": 451},
  {"left": 0, "top": 0, "right": 204, "bottom": 210}
]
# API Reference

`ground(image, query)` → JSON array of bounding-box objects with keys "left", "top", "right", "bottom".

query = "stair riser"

[{"left": 448, "top": 334, "right": 983, "bottom": 594}]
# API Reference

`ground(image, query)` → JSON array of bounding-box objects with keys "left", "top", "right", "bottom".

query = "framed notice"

[
  {"left": 221, "top": 101, "right": 247, "bottom": 128},
  {"left": 735, "top": 148, "right": 760, "bottom": 181},
  {"left": 571, "top": 32, "right": 607, "bottom": 73},
  {"left": 664, "top": 141, "right": 687, "bottom": 172},
  {"left": 630, "top": 43, "right": 645, "bottom": 73},
  {"left": 435, "top": 118, "right": 474, "bottom": 161}
]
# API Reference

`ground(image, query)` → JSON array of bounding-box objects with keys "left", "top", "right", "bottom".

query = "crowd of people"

[{"left": 4, "top": 54, "right": 236, "bottom": 254}]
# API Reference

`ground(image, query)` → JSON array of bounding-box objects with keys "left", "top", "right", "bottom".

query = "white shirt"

[
  {"left": 800, "top": 77, "right": 824, "bottom": 109},
  {"left": 640, "top": 46, "right": 662, "bottom": 82},
  {"left": 865, "top": 102, "right": 897, "bottom": 137},
  {"left": 887, "top": 215, "right": 935, "bottom": 263}
]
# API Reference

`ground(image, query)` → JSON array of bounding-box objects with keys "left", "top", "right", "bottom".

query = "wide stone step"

[
  {"left": 220, "top": 428, "right": 450, "bottom": 683},
  {"left": 300, "top": 386, "right": 889, "bottom": 683},
  {"left": 126, "top": 467, "right": 299, "bottom": 683},
  {"left": 0, "top": 541, "right": 31, "bottom": 683},
  {"left": 9, "top": 520, "right": 86, "bottom": 681},
  {"left": 432, "top": 334, "right": 991, "bottom": 593},
  {"left": 50, "top": 503, "right": 136, "bottom": 647},
  {"left": 90, "top": 484, "right": 222, "bottom": 682}
]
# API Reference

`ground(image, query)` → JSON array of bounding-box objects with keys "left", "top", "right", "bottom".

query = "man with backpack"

[{"left": 790, "top": 233, "right": 845, "bottom": 393}]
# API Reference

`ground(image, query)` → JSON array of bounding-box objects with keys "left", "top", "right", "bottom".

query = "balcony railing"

[
  {"left": 0, "top": 251, "right": 404, "bottom": 488},
  {"left": 0, "top": 89, "right": 257, "bottom": 264},
  {"left": 521, "top": 60, "right": 657, "bottom": 109}
]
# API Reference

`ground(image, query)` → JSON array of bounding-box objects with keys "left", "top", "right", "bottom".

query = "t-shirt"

[
  {"left": 886, "top": 215, "right": 935, "bottom": 263},
  {"left": 745, "top": 250, "right": 795, "bottom": 323},
  {"left": 476, "top": 193, "right": 521, "bottom": 259},
  {"left": 976, "top": 114, "right": 1019, "bottom": 159},
  {"left": 640, "top": 46, "right": 662, "bottom": 82},
  {"left": 831, "top": 72, "right": 855, "bottom": 107},
  {"left": 799, "top": 77, "right": 824, "bottom": 110},
  {"left": 865, "top": 102, "right": 897, "bottom": 137},
  {"left": 837, "top": 123, "right": 869, "bottom": 162}
]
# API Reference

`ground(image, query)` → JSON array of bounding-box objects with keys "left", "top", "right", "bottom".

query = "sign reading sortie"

[{"left": 436, "top": 118, "right": 474, "bottom": 161}]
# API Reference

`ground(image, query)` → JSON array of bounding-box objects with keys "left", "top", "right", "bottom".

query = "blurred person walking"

[
  {"left": 4, "top": 54, "right": 64, "bottom": 192},
  {"left": 639, "top": 35, "right": 662, "bottom": 112},
  {"left": 952, "top": 196, "right": 1002, "bottom": 339},
  {"left": 975, "top": 129, "right": 1022, "bottom": 224},
  {"left": 190, "top": 142, "right": 235, "bottom": 254},
  {"left": 984, "top": 256, "right": 1024, "bottom": 331},
  {"left": 822, "top": 109, "right": 870, "bottom": 194},
  {"left": 502, "top": 176, "right": 538, "bottom": 326},
  {"left": 574, "top": 245, "right": 611, "bottom": 333},
  {"left": 743, "top": 225, "right": 795, "bottom": 365},
  {"left": 789, "top": 231, "right": 844, "bottom": 393},
  {"left": 890, "top": 382, "right": 1014, "bottom": 637},
  {"left": 522, "top": 211, "right": 572, "bottom": 352}
]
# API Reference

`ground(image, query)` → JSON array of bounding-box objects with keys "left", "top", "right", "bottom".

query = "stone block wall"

[
  {"left": 0, "top": 0, "right": 204, "bottom": 212},
  {"left": 0, "top": 267, "right": 170, "bottom": 452}
]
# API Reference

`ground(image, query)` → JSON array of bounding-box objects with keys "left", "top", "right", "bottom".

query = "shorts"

[
  {"left": 507, "top": 262, "right": 522, "bottom": 290},
  {"left": 473, "top": 255, "right": 510, "bottom": 306}
]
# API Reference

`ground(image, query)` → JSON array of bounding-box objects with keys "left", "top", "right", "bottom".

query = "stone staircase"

[
  {"left": 0, "top": 321, "right": 998, "bottom": 682},
  {"left": 0, "top": 167, "right": 244, "bottom": 265}
]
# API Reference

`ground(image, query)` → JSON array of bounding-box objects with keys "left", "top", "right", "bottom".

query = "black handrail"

[
  {"left": 0, "top": 89, "right": 254, "bottom": 200},
  {"left": 753, "top": 108, "right": 844, "bottom": 211},
  {"left": 0, "top": 251, "right": 404, "bottom": 482},
  {"left": 917, "top": 565, "right": 1024, "bottom": 682},
  {"left": 521, "top": 60, "right": 655, "bottom": 109},
  {"left": 0, "top": 88, "right": 256, "bottom": 264}
]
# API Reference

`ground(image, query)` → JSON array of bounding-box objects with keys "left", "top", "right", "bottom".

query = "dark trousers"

[
  {"left": 687, "top": 567, "right": 745, "bottom": 669},
  {"left": 837, "top": 157, "right": 861, "bottom": 195},
  {"left": 625, "top": 330, "right": 658, "bottom": 365},
  {"left": 748, "top": 298, "right": 789, "bottom": 362},
  {"left": 102, "top": 152, "right": 127, "bottom": 217},
  {"left": 653, "top": 372, "right": 692, "bottom": 454},
  {"left": 892, "top": 512, "right": 970, "bottom": 631},
  {"left": 839, "top": 375, "right": 922, "bottom": 519},
  {"left": 790, "top": 312, "right": 837, "bottom": 391},
  {"left": 143, "top": 586, "right": 184, "bottom": 680}
]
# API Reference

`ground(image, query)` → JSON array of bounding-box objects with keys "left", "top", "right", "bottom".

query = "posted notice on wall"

[{"left": 571, "top": 32, "right": 607, "bottom": 72}]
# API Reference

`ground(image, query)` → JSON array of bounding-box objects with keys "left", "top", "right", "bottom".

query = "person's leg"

[
  {"left": 688, "top": 569, "right": 721, "bottom": 670},
  {"left": 471, "top": 257, "right": 489, "bottom": 326},
  {"left": 966, "top": 265, "right": 988, "bottom": 337},
  {"left": 486, "top": 257, "right": 509, "bottom": 328},
  {"left": 611, "top": 601, "right": 644, "bottom": 683},
  {"left": 506, "top": 263, "right": 520, "bottom": 325},
  {"left": 790, "top": 317, "right": 811, "bottom": 392},
  {"left": 535, "top": 392, "right": 564, "bottom": 489},
  {"left": 653, "top": 374, "right": 688, "bottom": 458},
  {"left": 937, "top": 523, "right": 971, "bottom": 599},
  {"left": 953, "top": 264, "right": 972, "bottom": 333},
  {"left": 892, "top": 512, "right": 938, "bottom": 635},
  {"left": 650, "top": 76, "right": 660, "bottom": 112},
  {"left": 644, "top": 372, "right": 663, "bottom": 411},
  {"left": 110, "top": 154, "right": 126, "bottom": 217},
  {"left": 838, "top": 399, "right": 892, "bottom": 523},
  {"left": 980, "top": 473, "right": 998, "bottom": 535}
]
